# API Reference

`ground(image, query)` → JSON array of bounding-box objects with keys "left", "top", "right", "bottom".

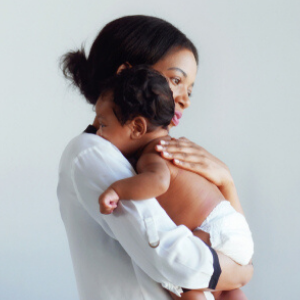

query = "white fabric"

[
  {"left": 204, "top": 291, "right": 215, "bottom": 300},
  {"left": 57, "top": 133, "right": 217, "bottom": 300},
  {"left": 199, "top": 201, "right": 254, "bottom": 266}
]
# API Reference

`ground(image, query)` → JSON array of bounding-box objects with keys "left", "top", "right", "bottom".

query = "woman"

[{"left": 58, "top": 15, "right": 253, "bottom": 300}]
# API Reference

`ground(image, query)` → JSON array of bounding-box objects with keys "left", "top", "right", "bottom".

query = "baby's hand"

[{"left": 99, "top": 187, "right": 119, "bottom": 214}]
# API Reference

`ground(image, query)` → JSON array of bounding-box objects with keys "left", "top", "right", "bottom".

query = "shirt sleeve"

[{"left": 71, "top": 138, "right": 221, "bottom": 290}]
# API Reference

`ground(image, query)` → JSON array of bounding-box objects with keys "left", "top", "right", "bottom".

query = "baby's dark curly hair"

[{"left": 100, "top": 66, "right": 175, "bottom": 131}]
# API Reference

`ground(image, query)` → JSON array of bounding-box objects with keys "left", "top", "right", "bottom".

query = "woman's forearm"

[
  {"left": 219, "top": 178, "right": 244, "bottom": 215},
  {"left": 215, "top": 252, "right": 253, "bottom": 291}
]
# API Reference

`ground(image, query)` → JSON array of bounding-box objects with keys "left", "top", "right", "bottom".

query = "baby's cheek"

[
  {"left": 96, "top": 129, "right": 108, "bottom": 141},
  {"left": 96, "top": 129, "right": 102, "bottom": 136}
]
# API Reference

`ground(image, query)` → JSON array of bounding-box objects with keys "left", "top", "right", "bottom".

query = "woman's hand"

[
  {"left": 155, "top": 137, "right": 229, "bottom": 186},
  {"left": 155, "top": 137, "right": 243, "bottom": 214},
  {"left": 215, "top": 252, "right": 254, "bottom": 291}
]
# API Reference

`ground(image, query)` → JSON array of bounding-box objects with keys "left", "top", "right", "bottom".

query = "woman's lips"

[{"left": 171, "top": 111, "right": 182, "bottom": 126}]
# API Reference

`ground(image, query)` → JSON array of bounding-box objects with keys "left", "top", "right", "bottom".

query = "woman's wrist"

[
  {"left": 218, "top": 174, "right": 234, "bottom": 197},
  {"left": 219, "top": 178, "right": 244, "bottom": 215}
]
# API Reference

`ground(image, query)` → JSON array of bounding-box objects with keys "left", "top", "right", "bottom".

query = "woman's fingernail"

[
  {"left": 163, "top": 151, "right": 172, "bottom": 157},
  {"left": 156, "top": 145, "right": 164, "bottom": 151},
  {"left": 160, "top": 140, "right": 169, "bottom": 145}
]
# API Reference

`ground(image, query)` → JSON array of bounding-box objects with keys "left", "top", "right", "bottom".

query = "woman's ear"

[
  {"left": 116, "top": 62, "right": 132, "bottom": 74},
  {"left": 128, "top": 117, "right": 148, "bottom": 139}
]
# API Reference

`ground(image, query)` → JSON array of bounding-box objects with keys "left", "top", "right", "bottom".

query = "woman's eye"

[
  {"left": 171, "top": 77, "right": 180, "bottom": 85},
  {"left": 99, "top": 123, "right": 107, "bottom": 128}
]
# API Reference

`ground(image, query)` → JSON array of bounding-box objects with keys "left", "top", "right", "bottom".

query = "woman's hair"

[
  {"left": 61, "top": 15, "right": 198, "bottom": 104},
  {"left": 102, "top": 65, "right": 175, "bottom": 131}
]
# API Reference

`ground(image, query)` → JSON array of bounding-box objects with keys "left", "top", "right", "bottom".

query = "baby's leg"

[
  {"left": 214, "top": 289, "right": 247, "bottom": 300},
  {"left": 170, "top": 290, "right": 208, "bottom": 300}
]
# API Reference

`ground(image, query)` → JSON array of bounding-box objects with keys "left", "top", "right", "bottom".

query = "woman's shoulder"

[
  {"left": 59, "top": 132, "right": 134, "bottom": 178},
  {"left": 61, "top": 131, "right": 126, "bottom": 165},
  {"left": 66, "top": 132, "right": 109, "bottom": 153}
]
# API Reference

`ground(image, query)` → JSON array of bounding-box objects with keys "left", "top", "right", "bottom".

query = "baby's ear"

[
  {"left": 129, "top": 117, "right": 147, "bottom": 139},
  {"left": 116, "top": 62, "right": 132, "bottom": 74}
]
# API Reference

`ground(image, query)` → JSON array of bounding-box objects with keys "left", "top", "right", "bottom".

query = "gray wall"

[{"left": 1, "top": 1, "right": 299, "bottom": 299}]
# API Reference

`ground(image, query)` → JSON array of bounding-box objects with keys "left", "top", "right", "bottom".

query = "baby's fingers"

[
  {"left": 100, "top": 201, "right": 113, "bottom": 214},
  {"left": 99, "top": 187, "right": 119, "bottom": 214},
  {"left": 99, "top": 196, "right": 115, "bottom": 214},
  {"left": 100, "top": 204, "right": 116, "bottom": 214}
]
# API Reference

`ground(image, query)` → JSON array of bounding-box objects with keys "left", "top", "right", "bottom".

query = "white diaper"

[
  {"left": 204, "top": 291, "right": 214, "bottom": 300},
  {"left": 198, "top": 201, "right": 254, "bottom": 266}
]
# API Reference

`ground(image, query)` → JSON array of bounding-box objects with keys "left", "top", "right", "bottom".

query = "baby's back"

[{"left": 142, "top": 139, "right": 225, "bottom": 231}]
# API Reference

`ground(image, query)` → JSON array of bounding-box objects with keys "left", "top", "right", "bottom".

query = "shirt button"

[{"left": 144, "top": 217, "right": 160, "bottom": 248}]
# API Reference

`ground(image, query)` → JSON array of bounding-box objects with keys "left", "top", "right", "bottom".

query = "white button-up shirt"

[{"left": 57, "top": 131, "right": 220, "bottom": 300}]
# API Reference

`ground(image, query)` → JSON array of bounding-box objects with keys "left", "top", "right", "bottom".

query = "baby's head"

[{"left": 95, "top": 66, "right": 175, "bottom": 156}]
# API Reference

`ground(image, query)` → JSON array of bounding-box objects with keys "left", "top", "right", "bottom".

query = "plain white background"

[{"left": 1, "top": 1, "right": 299, "bottom": 299}]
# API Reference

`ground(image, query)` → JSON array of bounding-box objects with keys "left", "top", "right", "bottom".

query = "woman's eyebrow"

[{"left": 167, "top": 67, "right": 187, "bottom": 78}]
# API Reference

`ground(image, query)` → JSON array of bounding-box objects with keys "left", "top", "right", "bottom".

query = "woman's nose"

[{"left": 174, "top": 90, "right": 190, "bottom": 109}]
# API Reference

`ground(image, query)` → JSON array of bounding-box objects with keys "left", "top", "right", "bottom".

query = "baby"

[{"left": 95, "top": 66, "right": 253, "bottom": 300}]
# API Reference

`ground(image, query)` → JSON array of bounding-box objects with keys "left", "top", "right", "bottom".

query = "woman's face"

[{"left": 151, "top": 48, "right": 197, "bottom": 128}]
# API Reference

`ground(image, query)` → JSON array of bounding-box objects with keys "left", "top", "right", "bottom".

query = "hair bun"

[{"left": 61, "top": 47, "right": 91, "bottom": 101}]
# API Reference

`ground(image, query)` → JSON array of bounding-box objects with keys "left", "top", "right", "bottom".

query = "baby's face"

[{"left": 95, "top": 92, "right": 132, "bottom": 156}]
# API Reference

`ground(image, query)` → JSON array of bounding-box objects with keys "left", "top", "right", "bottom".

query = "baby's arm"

[{"left": 99, "top": 152, "right": 171, "bottom": 214}]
